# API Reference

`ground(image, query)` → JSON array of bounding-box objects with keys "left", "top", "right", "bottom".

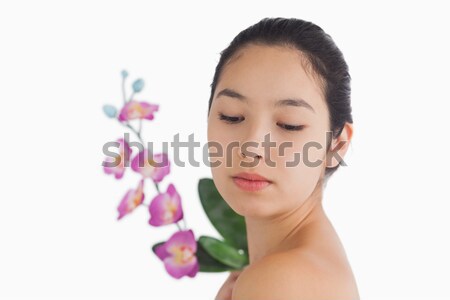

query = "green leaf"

[
  {"left": 198, "top": 178, "right": 248, "bottom": 251},
  {"left": 196, "top": 240, "right": 238, "bottom": 272},
  {"left": 198, "top": 236, "right": 248, "bottom": 269}
]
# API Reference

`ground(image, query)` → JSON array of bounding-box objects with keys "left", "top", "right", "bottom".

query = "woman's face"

[{"left": 207, "top": 44, "right": 331, "bottom": 218}]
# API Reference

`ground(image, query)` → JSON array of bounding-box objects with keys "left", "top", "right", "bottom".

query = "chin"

[{"left": 225, "top": 181, "right": 278, "bottom": 218}]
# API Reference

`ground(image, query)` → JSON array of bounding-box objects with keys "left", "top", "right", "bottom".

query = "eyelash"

[{"left": 217, "top": 113, "right": 305, "bottom": 131}]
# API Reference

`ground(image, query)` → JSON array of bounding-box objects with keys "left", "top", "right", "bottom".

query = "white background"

[{"left": 1, "top": 1, "right": 449, "bottom": 299}]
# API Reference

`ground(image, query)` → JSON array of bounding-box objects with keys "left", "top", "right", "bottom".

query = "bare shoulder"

[{"left": 232, "top": 249, "right": 359, "bottom": 300}]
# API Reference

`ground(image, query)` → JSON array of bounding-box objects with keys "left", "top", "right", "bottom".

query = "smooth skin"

[{"left": 208, "top": 44, "right": 359, "bottom": 300}]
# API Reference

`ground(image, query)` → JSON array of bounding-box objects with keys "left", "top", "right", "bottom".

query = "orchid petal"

[
  {"left": 148, "top": 183, "right": 183, "bottom": 226},
  {"left": 154, "top": 230, "right": 199, "bottom": 279},
  {"left": 118, "top": 101, "right": 158, "bottom": 122},
  {"left": 131, "top": 150, "right": 170, "bottom": 182},
  {"left": 117, "top": 179, "right": 145, "bottom": 220}
]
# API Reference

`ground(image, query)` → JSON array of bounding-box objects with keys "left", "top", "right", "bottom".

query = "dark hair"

[{"left": 207, "top": 17, "right": 353, "bottom": 181}]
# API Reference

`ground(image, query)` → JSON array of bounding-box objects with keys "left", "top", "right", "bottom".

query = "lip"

[
  {"left": 232, "top": 172, "right": 272, "bottom": 182},
  {"left": 232, "top": 172, "right": 272, "bottom": 192}
]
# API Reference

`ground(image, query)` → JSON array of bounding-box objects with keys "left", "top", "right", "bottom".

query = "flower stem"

[
  {"left": 122, "top": 77, "right": 127, "bottom": 104},
  {"left": 153, "top": 181, "right": 160, "bottom": 193},
  {"left": 115, "top": 106, "right": 180, "bottom": 232},
  {"left": 119, "top": 121, "right": 144, "bottom": 145},
  {"left": 175, "top": 222, "right": 182, "bottom": 231},
  {"left": 128, "top": 92, "right": 135, "bottom": 102}
]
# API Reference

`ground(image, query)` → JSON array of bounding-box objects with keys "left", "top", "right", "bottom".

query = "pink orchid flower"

[
  {"left": 131, "top": 150, "right": 170, "bottom": 182},
  {"left": 149, "top": 183, "right": 183, "bottom": 226},
  {"left": 117, "top": 179, "right": 145, "bottom": 220},
  {"left": 154, "top": 230, "right": 199, "bottom": 279},
  {"left": 103, "top": 138, "right": 132, "bottom": 179},
  {"left": 118, "top": 100, "right": 159, "bottom": 122}
]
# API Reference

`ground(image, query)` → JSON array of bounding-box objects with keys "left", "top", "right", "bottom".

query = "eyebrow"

[{"left": 216, "top": 88, "right": 315, "bottom": 113}]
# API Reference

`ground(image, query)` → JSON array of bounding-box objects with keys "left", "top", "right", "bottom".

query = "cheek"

[
  {"left": 281, "top": 157, "right": 323, "bottom": 203},
  {"left": 275, "top": 133, "right": 327, "bottom": 204},
  {"left": 208, "top": 130, "right": 230, "bottom": 166},
  {"left": 208, "top": 115, "right": 250, "bottom": 172},
  {"left": 276, "top": 130, "right": 327, "bottom": 169},
  {"left": 207, "top": 121, "right": 238, "bottom": 210}
]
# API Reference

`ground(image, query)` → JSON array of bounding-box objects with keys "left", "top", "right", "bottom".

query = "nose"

[{"left": 239, "top": 122, "right": 272, "bottom": 162}]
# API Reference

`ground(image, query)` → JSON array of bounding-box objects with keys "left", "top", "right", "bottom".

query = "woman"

[{"left": 207, "top": 17, "right": 359, "bottom": 299}]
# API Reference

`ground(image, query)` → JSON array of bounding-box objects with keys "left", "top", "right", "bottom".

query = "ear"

[{"left": 326, "top": 122, "right": 354, "bottom": 168}]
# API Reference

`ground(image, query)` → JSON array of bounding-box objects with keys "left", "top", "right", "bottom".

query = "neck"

[{"left": 244, "top": 180, "right": 327, "bottom": 265}]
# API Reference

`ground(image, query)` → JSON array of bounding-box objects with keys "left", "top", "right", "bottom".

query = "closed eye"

[
  {"left": 217, "top": 113, "right": 305, "bottom": 131},
  {"left": 218, "top": 112, "right": 243, "bottom": 124},
  {"left": 277, "top": 123, "right": 305, "bottom": 131}
]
